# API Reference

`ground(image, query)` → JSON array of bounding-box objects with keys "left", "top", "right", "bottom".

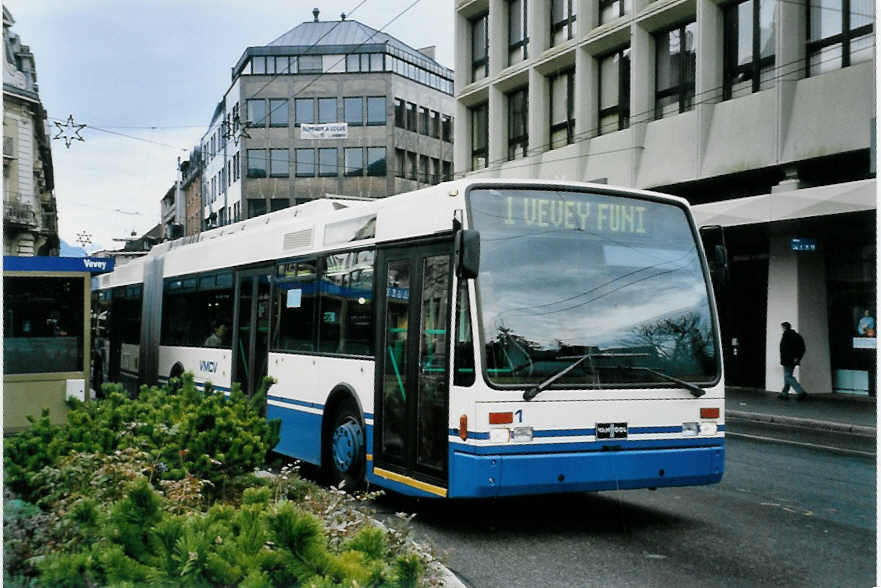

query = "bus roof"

[{"left": 95, "top": 179, "right": 692, "bottom": 285}]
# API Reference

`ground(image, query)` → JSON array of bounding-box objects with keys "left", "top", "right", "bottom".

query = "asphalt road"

[{"left": 372, "top": 437, "right": 876, "bottom": 587}]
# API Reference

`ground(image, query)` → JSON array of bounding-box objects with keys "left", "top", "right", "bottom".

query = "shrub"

[{"left": 4, "top": 373, "right": 280, "bottom": 504}]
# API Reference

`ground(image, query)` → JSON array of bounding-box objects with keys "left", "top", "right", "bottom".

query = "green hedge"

[{"left": 3, "top": 374, "right": 424, "bottom": 587}]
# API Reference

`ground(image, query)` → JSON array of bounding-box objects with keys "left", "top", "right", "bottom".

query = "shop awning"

[{"left": 692, "top": 179, "right": 876, "bottom": 228}]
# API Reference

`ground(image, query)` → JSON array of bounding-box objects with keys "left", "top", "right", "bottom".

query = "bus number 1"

[{"left": 514, "top": 409, "right": 523, "bottom": 423}]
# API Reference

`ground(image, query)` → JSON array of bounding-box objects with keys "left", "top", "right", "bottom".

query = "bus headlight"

[
  {"left": 489, "top": 428, "right": 510, "bottom": 443},
  {"left": 682, "top": 422, "right": 699, "bottom": 436},
  {"left": 699, "top": 422, "right": 718, "bottom": 435},
  {"left": 512, "top": 426, "right": 534, "bottom": 442}
]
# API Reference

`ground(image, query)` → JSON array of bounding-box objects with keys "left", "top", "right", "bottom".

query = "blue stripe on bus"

[
  {"left": 155, "top": 376, "right": 231, "bottom": 392},
  {"left": 265, "top": 395, "right": 374, "bottom": 420},
  {"left": 448, "top": 444, "right": 724, "bottom": 498}
]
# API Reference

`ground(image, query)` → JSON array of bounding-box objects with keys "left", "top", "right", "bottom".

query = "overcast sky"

[{"left": 5, "top": 0, "right": 454, "bottom": 252}]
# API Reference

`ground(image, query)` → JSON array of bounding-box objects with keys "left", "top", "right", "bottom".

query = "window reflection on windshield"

[{"left": 468, "top": 188, "right": 718, "bottom": 388}]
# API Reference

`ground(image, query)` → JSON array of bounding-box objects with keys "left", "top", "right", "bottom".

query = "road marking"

[{"left": 727, "top": 432, "right": 875, "bottom": 457}]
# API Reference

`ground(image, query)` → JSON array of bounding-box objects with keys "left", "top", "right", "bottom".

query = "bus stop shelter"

[{"left": 3, "top": 256, "right": 114, "bottom": 433}]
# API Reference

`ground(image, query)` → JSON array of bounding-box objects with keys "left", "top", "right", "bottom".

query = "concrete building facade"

[
  {"left": 200, "top": 10, "right": 456, "bottom": 228},
  {"left": 3, "top": 7, "right": 59, "bottom": 257},
  {"left": 454, "top": 0, "right": 875, "bottom": 394}
]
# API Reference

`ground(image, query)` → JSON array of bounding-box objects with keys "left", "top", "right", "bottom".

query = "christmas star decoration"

[
  {"left": 53, "top": 115, "right": 86, "bottom": 148},
  {"left": 75, "top": 231, "right": 93, "bottom": 248}
]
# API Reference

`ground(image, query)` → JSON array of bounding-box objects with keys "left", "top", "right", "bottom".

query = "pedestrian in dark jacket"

[{"left": 778, "top": 321, "right": 807, "bottom": 400}]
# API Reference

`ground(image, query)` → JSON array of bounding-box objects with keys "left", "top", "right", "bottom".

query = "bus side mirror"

[
  {"left": 455, "top": 229, "right": 480, "bottom": 279},
  {"left": 700, "top": 225, "right": 729, "bottom": 288}
]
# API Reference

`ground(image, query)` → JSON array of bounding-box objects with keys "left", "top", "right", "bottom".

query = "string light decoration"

[
  {"left": 75, "top": 231, "right": 93, "bottom": 249},
  {"left": 53, "top": 115, "right": 86, "bottom": 148}
]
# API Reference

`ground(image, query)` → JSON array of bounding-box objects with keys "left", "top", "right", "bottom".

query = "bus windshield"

[{"left": 468, "top": 188, "right": 719, "bottom": 389}]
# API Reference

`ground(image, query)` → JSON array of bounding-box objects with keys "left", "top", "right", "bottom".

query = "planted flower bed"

[{"left": 4, "top": 375, "right": 426, "bottom": 587}]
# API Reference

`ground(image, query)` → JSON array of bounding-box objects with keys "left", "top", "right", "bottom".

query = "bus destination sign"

[{"left": 500, "top": 194, "right": 650, "bottom": 235}]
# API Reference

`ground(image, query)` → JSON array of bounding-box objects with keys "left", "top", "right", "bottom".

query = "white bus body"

[{"left": 94, "top": 180, "right": 725, "bottom": 498}]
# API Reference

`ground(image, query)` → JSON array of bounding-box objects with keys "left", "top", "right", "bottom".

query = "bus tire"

[
  {"left": 325, "top": 398, "right": 366, "bottom": 491},
  {"left": 168, "top": 362, "right": 185, "bottom": 392}
]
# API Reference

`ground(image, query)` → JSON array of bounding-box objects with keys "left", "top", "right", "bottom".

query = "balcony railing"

[{"left": 4, "top": 200, "right": 37, "bottom": 227}]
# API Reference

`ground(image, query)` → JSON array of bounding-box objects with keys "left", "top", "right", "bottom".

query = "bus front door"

[
  {"left": 233, "top": 267, "right": 272, "bottom": 396},
  {"left": 374, "top": 242, "right": 452, "bottom": 494}
]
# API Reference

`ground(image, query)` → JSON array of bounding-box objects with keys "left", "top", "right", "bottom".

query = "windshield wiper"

[
  {"left": 523, "top": 353, "right": 594, "bottom": 401},
  {"left": 617, "top": 365, "right": 706, "bottom": 398}
]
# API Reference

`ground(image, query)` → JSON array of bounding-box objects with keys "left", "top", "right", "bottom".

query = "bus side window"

[{"left": 453, "top": 280, "right": 475, "bottom": 386}]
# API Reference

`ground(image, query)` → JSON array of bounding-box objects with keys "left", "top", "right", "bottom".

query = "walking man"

[{"left": 778, "top": 321, "right": 807, "bottom": 400}]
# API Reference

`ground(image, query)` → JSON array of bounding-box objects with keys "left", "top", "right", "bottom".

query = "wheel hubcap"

[{"left": 332, "top": 417, "right": 363, "bottom": 473}]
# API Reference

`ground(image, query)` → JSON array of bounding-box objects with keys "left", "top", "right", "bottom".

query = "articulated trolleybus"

[{"left": 94, "top": 180, "right": 725, "bottom": 498}]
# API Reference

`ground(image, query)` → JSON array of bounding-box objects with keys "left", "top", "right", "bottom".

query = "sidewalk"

[{"left": 725, "top": 386, "right": 877, "bottom": 447}]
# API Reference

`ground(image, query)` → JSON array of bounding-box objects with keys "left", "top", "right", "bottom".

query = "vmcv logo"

[{"left": 199, "top": 360, "right": 218, "bottom": 373}]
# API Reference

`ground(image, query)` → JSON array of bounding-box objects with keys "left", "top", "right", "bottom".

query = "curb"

[{"left": 726, "top": 410, "right": 877, "bottom": 438}]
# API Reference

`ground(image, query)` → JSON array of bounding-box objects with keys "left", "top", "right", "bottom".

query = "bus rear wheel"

[{"left": 326, "top": 400, "right": 366, "bottom": 491}]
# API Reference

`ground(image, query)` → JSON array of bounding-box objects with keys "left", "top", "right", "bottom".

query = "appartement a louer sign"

[{"left": 301, "top": 123, "right": 348, "bottom": 139}]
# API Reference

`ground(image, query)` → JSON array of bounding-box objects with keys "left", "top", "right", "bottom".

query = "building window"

[
  {"left": 370, "top": 53, "right": 384, "bottom": 71},
  {"left": 418, "top": 106, "right": 430, "bottom": 135},
  {"left": 345, "top": 147, "right": 364, "bottom": 176},
  {"left": 296, "top": 149, "right": 315, "bottom": 177},
  {"left": 318, "top": 98, "right": 337, "bottom": 123},
  {"left": 406, "top": 102, "right": 417, "bottom": 131},
  {"left": 599, "top": 0, "right": 631, "bottom": 25},
  {"left": 251, "top": 56, "right": 266, "bottom": 74},
  {"left": 299, "top": 55, "right": 322, "bottom": 74},
  {"left": 395, "top": 149, "right": 406, "bottom": 178},
  {"left": 472, "top": 13, "right": 489, "bottom": 81},
  {"left": 247, "top": 149, "right": 267, "bottom": 178},
  {"left": 367, "top": 97, "right": 386, "bottom": 125},
  {"left": 367, "top": 147, "right": 386, "bottom": 176},
  {"left": 442, "top": 160, "right": 453, "bottom": 181},
  {"left": 247, "top": 99, "right": 266, "bottom": 127},
  {"left": 807, "top": 0, "right": 874, "bottom": 76},
  {"left": 599, "top": 48, "right": 630, "bottom": 135},
  {"left": 507, "top": 88, "right": 528, "bottom": 160},
  {"left": 724, "top": 0, "right": 776, "bottom": 99},
  {"left": 295, "top": 98, "right": 314, "bottom": 125},
  {"left": 270, "top": 149, "right": 289, "bottom": 177},
  {"left": 442, "top": 115, "right": 453, "bottom": 142},
  {"left": 346, "top": 54, "right": 360, "bottom": 72},
  {"left": 248, "top": 199, "right": 267, "bottom": 218},
  {"left": 549, "top": 68, "right": 576, "bottom": 148},
  {"left": 508, "top": 0, "right": 528, "bottom": 65},
  {"left": 319, "top": 148, "right": 338, "bottom": 176},
  {"left": 269, "top": 99, "right": 289, "bottom": 126},
  {"left": 430, "top": 110, "right": 441, "bottom": 138},
  {"left": 471, "top": 102, "right": 489, "bottom": 170},
  {"left": 419, "top": 155, "right": 429, "bottom": 183},
  {"left": 394, "top": 98, "right": 406, "bottom": 128},
  {"left": 407, "top": 151, "right": 417, "bottom": 180},
  {"left": 344, "top": 97, "right": 363, "bottom": 125},
  {"left": 275, "top": 56, "right": 291, "bottom": 74},
  {"left": 551, "top": 0, "right": 577, "bottom": 45},
  {"left": 655, "top": 22, "right": 696, "bottom": 120},
  {"left": 431, "top": 157, "right": 440, "bottom": 183}
]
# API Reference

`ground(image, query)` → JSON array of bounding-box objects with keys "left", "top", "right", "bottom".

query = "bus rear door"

[
  {"left": 233, "top": 267, "right": 273, "bottom": 395},
  {"left": 373, "top": 241, "right": 453, "bottom": 496}
]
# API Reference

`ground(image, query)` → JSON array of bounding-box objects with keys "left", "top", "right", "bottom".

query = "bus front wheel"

[{"left": 326, "top": 400, "right": 365, "bottom": 490}]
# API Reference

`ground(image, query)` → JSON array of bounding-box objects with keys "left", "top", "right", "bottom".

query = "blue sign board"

[
  {"left": 3, "top": 256, "right": 115, "bottom": 274},
  {"left": 790, "top": 238, "right": 817, "bottom": 252}
]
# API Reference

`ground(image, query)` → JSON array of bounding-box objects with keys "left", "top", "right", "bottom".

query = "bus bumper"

[{"left": 449, "top": 445, "right": 724, "bottom": 498}]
